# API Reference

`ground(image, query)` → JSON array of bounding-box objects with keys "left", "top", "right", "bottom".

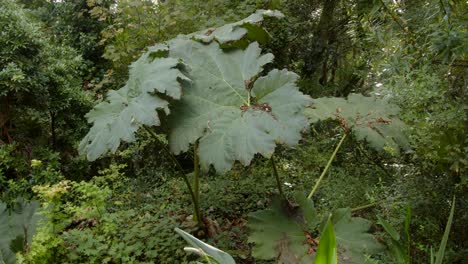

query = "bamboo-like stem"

[
  {"left": 271, "top": 155, "right": 285, "bottom": 199},
  {"left": 307, "top": 132, "right": 348, "bottom": 199},
  {"left": 143, "top": 125, "right": 203, "bottom": 226}
]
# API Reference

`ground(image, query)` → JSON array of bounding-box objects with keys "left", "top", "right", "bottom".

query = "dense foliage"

[{"left": 0, "top": 0, "right": 466, "bottom": 263}]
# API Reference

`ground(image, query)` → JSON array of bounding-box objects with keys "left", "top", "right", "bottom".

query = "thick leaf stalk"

[
  {"left": 143, "top": 126, "right": 202, "bottom": 227},
  {"left": 270, "top": 155, "right": 285, "bottom": 199},
  {"left": 308, "top": 132, "right": 347, "bottom": 199},
  {"left": 193, "top": 141, "right": 200, "bottom": 222}
]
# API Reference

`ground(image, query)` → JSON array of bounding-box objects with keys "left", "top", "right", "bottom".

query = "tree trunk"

[
  {"left": 50, "top": 111, "right": 56, "bottom": 150},
  {"left": 0, "top": 94, "right": 12, "bottom": 143},
  {"left": 303, "top": 0, "right": 338, "bottom": 77}
]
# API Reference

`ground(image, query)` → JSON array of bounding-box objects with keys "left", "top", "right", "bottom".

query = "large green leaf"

[
  {"left": 248, "top": 194, "right": 382, "bottom": 264},
  {"left": 167, "top": 40, "right": 312, "bottom": 172},
  {"left": 186, "top": 9, "right": 284, "bottom": 47},
  {"left": 247, "top": 193, "right": 318, "bottom": 264},
  {"left": 304, "top": 94, "right": 409, "bottom": 153},
  {"left": 79, "top": 10, "right": 286, "bottom": 162},
  {"left": 331, "top": 208, "right": 384, "bottom": 263},
  {"left": 0, "top": 200, "right": 40, "bottom": 264},
  {"left": 79, "top": 46, "right": 189, "bottom": 161}
]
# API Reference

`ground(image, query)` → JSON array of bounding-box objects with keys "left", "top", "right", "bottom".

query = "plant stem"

[
  {"left": 270, "top": 155, "right": 285, "bottom": 199},
  {"left": 193, "top": 141, "right": 200, "bottom": 221},
  {"left": 351, "top": 202, "right": 378, "bottom": 213},
  {"left": 203, "top": 253, "right": 213, "bottom": 264},
  {"left": 307, "top": 132, "right": 348, "bottom": 199},
  {"left": 143, "top": 125, "right": 203, "bottom": 226}
]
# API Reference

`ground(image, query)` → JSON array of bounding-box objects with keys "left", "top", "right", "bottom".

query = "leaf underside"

[
  {"left": 167, "top": 40, "right": 312, "bottom": 172},
  {"left": 175, "top": 228, "right": 235, "bottom": 264},
  {"left": 304, "top": 94, "right": 409, "bottom": 153}
]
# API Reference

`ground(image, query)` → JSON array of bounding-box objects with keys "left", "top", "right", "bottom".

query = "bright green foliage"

[
  {"left": 79, "top": 46, "right": 189, "bottom": 161},
  {"left": 26, "top": 167, "right": 189, "bottom": 263},
  {"left": 0, "top": 199, "right": 40, "bottom": 264},
  {"left": 168, "top": 40, "right": 311, "bottom": 172},
  {"left": 186, "top": 9, "right": 284, "bottom": 47},
  {"left": 1, "top": 0, "right": 91, "bottom": 147},
  {"left": 0, "top": 0, "right": 43, "bottom": 96},
  {"left": 315, "top": 218, "right": 337, "bottom": 264},
  {"left": 175, "top": 228, "right": 235, "bottom": 264},
  {"left": 305, "top": 93, "right": 409, "bottom": 153},
  {"left": 248, "top": 193, "right": 382, "bottom": 263}
]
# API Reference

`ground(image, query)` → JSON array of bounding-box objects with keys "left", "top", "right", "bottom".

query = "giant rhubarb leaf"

[
  {"left": 80, "top": 10, "right": 285, "bottom": 162},
  {"left": 79, "top": 45, "right": 189, "bottom": 161},
  {"left": 304, "top": 94, "right": 409, "bottom": 153},
  {"left": 248, "top": 194, "right": 383, "bottom": 264},
  {"left": 0, "top": 200, "right": 40, "bottom": 264},
  {"left": 167, "top": 40, "right": 312, "bottom": 172},
  {"left": 186, "top": 9, "right": 284, "bottom": 47},
  {"left": 331, "top": 208, "right": 384, "bottom": 263},
  {"left": 248, "top": 193, "right": 318, "bottom": 264}
]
